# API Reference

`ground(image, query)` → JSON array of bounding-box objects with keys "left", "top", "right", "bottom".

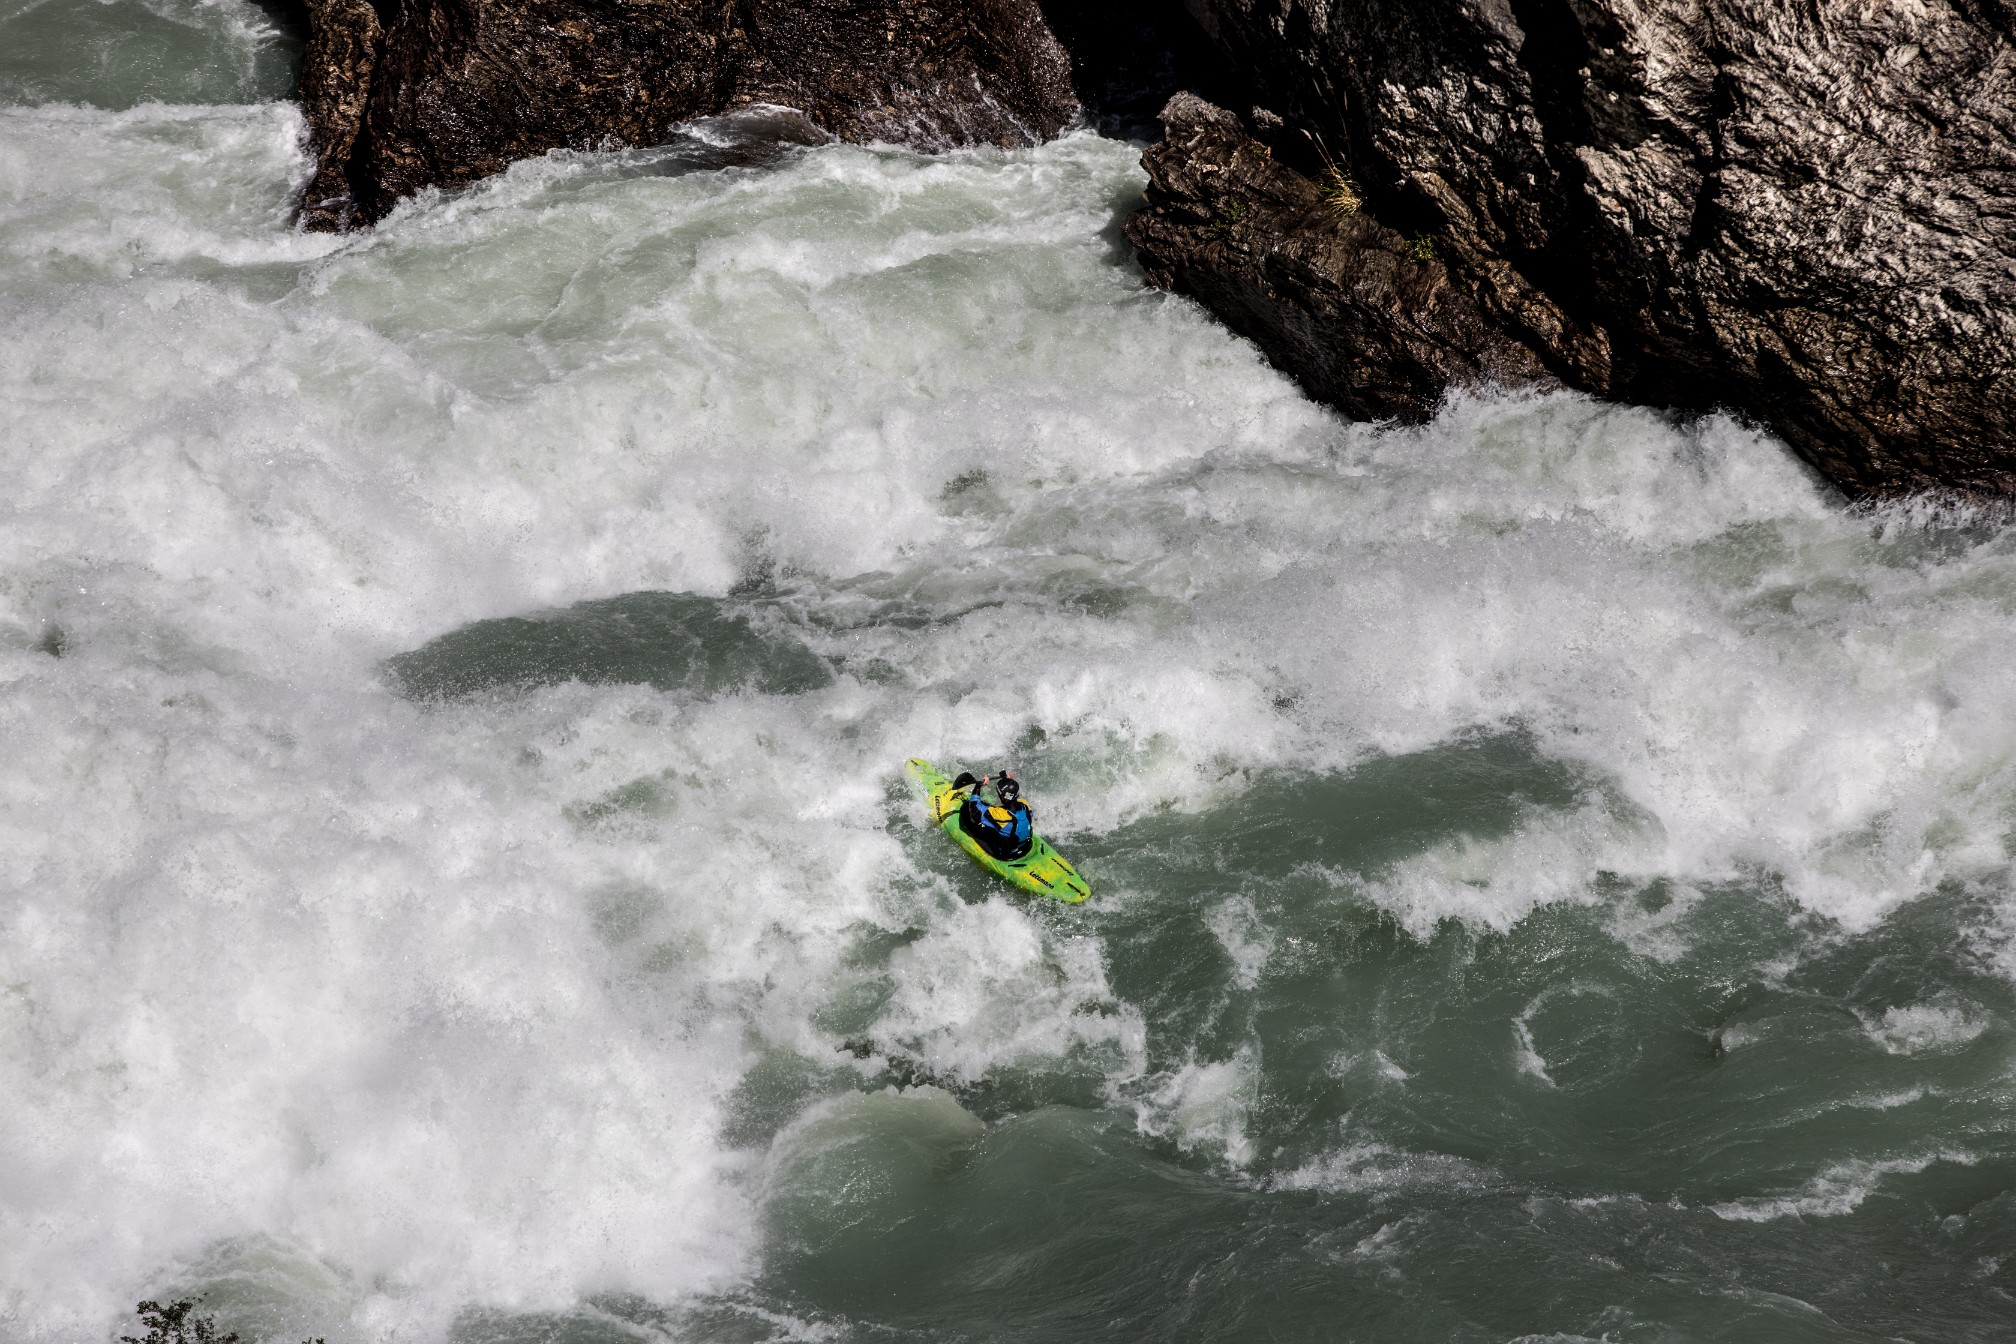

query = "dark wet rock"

[
  {"left": 1131, "top": 1, "right": 2016, "bottom": 500},
  {"left": 1125, "top": 94, "right": 1604, "bottom": 423},
  {"left": 296, "top": 0, "right": 380, "bottom": 231},
  {"left": 587, "top": 105, "right": 834, "bottom": 180},
  {"left": 298, "top": 0, "right": 1079, "bottom": 230},
  {"left": 1035, "top": 0, "right": 1240, "bottom": 142}
]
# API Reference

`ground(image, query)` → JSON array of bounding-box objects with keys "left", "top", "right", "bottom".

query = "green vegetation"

[
  {"left": 1295, "top": 125, "right": 1363, "bottom": 224},
  {"left": 1320, "top": 167, "right": 1362, "bottom": 218},
  {"left": 122, "top": 1300, "right": 323, "bottom": 1344},
  {"left": 1408, "top": 232, "right": 1438, "bottom": 262}
]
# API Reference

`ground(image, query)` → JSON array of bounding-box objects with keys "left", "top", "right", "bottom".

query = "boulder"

[
  {"left": 1126, "top": 93, "right": 1606, "bottom": 423},
  {"left": 297, "top": 0, "right": 1080, "bottom": 230},
  {"left": 1132, "top": 0, "right": 2016, "bottom": 500}
]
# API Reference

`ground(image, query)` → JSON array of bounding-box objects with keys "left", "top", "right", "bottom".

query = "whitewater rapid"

[{"left": 3, "top": 85, "right": 2015, "bottom": 1344}]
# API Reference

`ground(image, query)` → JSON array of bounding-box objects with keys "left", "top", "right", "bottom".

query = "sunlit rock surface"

[{"left": 1133, "top": 0, "right": 2016, "bottom": 500}]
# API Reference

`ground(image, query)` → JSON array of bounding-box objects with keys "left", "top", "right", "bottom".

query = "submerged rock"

[
  {"left": 1129, "top": 1, "right": 2016, "bottom": 501},
  {"left": 385, "top": 591, "right": 831, "bottom": 701},
  {"left": 296, "top": 0, "right": 1079, "bottom": 230}
]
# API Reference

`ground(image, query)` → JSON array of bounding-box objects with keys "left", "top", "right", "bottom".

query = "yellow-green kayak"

[{"left": 905, "top": 758, "right": 1090, "bottom": 903}]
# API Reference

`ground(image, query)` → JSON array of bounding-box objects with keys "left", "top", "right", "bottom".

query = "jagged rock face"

[
  {"left": 298, "top": 0, "right": 1080, "bottom": 230},
  {"left": 1126, "top": 95, "right": 1591, "bottom": 422},
  {"left": 1146, "top": 0, "right": 2016, "bottom": 499}
]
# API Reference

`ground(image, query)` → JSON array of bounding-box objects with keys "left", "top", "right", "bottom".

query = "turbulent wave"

[{"left": 2, "top": 40, "right": 2015, "bottom": 1344}]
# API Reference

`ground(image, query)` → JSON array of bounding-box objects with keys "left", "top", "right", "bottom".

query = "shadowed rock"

[
  {"left": 296, "top": 0, "right": 1079, "bottom": 230},
  {"left": 1126, "top": 94, "right": 1606, "bottom": 424}
]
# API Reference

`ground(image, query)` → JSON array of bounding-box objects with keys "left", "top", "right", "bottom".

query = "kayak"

[{"left": 905, "top": 758, "right": 1091, "bottom": 903}]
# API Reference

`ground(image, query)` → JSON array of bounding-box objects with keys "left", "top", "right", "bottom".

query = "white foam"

[
  {"left": 1333, "top": 1215, "right": 1419, "bottom": 1264},
  {"left": 0, "top": 104, "right": 336, "bottom": 277},
  {"left": 1271, "top": 1143, "right": 1501, "bottom": 1201},
  {"left": 1843, "top": 1086, "right": 1931, "bottom": 1110},
  {"left": 1512, "top": 1004, "right": 1558, "bottom": 1087},
  {"left": 1709, "top": 1151, "right": 1976, "bottom": 1222},
  {"left": 873, "top": 897, "right": 1144, "bottom": 1083},
  {"left": 1716, "top": 1022, "right": 1766, "bottom": 1052},
  {"left": 6, "top": 67, "right": 2016, "bottom": 1344},
  {"left": 1204, "top": 896, "right": 1274, "bottom": 989},
  {"left": 1603, "top": 883, "right": 1706, "bottom": 962},
  {"left": 1360, "top": 796, "right": 1649, "bottom": 937},
  {"left": 1370, "top": 1050, "right": 1409, "bottom": 1082},
  {"left": 1132, "top": 1049, "right": 1260, "bottom": 1166},
  {"left": 0, "top": 115, "right": 1331, "bottom": 1339},
  {"left": 1861, "top": 1002, "right": 1988, "bottom": 1055}
]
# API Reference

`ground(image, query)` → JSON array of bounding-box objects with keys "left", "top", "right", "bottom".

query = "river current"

[{"left": 3, "top": 6, "right": 2014, "bottom": 1343}]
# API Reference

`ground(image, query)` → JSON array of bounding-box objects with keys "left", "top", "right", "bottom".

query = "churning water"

[{"left": 3, "top": 6, "right": 2014, "bottom": 1342}]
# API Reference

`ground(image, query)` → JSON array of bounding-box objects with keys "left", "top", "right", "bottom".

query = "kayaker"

[{"left": 952, "top": 770, "right": 1034, "bottom": 861}]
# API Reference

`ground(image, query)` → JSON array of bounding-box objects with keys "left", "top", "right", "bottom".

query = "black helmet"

[{"left": 996, "top": 775, "right": 1020, "bottom": 803}]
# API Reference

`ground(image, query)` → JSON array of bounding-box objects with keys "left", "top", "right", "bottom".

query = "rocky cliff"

[
  {"left": 1128, "top": 0, "right": 2016, "bottom": 500},
  {"left": 296, "top": 0, "right": 1079, "bottom": 230},
  {"left": 292, "top": 0, "right": 2016, "bottom": 498},
  {"left": 1126, "top": 93, "right": 1608, "bottom": 423}
]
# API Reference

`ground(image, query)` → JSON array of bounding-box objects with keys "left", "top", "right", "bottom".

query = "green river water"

[{"left": 2, "top": 5, "right": 2013, "bottom": 1342}]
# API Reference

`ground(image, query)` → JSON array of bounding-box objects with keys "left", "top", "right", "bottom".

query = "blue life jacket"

[{"left": 960, "top": 792, "right": 1033, "bottom": 861}]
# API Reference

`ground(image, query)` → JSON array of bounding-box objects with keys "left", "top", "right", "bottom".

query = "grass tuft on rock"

[{"left": 1320, "top": 167, "right": 1361, "bottom": 217}]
